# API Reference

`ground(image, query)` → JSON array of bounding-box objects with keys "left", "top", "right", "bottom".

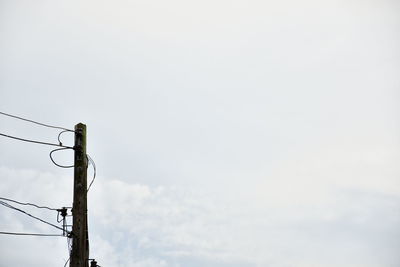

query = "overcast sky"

[{"left": 1, "top": 0, "right": 400, "bottom": 266}]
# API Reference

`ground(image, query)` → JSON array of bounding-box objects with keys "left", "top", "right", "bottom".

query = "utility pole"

[{"left": 70, "top": 123, "right": 89, "bottom": 267}]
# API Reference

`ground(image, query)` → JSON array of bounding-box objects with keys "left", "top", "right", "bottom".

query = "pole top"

[
  {"left": 75, "top": 123, "right": 86, "bottom": 128},
  {"left": 75, "top": 123, "right": 87, "bottom": 133}
]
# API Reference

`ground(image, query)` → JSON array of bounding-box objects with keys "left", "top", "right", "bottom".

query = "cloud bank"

[{"left": 1, "top": 165, "right": 399, "bottom": 267}]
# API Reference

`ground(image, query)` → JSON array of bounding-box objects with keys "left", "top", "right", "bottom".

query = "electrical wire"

[
  {"left": 0, "top": 231, "right": 65, "bottom": 237},
  {"left": 50, "top": 147, "right": 75, "bottom": 168},
  {"left": 58, "top": 130, "right": 74, "bottom": 146},
  {"left": 0, "top": 201, "right": 64, "bottom": 232},
  {"left": 63, "top": 257, "right": 70, "bottom": 267},
  {"left": 56, "top": 208, "right": 70, "bottom": 236},
  {"left": 0, "top": 132, "right": 73, "bottom": 149},
  {"left": 0, "top": 197, "right": 58, "bottom": 211},
  {"left": 87, "top": 154, "right": 97, "bottom": 192},
  {"left": 0, "top": 198, "right": 71, "bottom": 236},
  {"left": 57, "top": 212, "right": 63, "bottom": 223},
  {"left": 0, "top": 111, "right": 74, "bottom": 132},
  {"left": 64, "top": 237, "right": 72, "bottom": 267}
]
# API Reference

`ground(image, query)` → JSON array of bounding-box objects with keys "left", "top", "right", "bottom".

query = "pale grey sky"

[{"left": 0, "top": 0, "right": 399, "bottom": 266}]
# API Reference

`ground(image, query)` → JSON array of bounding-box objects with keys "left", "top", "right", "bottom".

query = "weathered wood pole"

[{"left": 70, "top": 123, "right": 89, "bottom": 267}]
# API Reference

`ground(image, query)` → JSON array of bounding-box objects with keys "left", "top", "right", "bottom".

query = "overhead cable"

[
  {"left": 0, "top": 201, "right": 64, "bottom": 232},
  {"left": 0, "top": 231, "right": 65, "bottom": 237},
  {"left": 0, "top": 111, "right": 74, "bottom": 132},
  {"left": 0, "top": 197, "right": 58, "bottom": 211},
  {"left": 0, "top": 132, "right": 73, "bottom": 149}
]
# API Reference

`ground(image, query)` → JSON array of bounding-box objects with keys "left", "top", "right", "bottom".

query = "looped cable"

[
  {"left": 49, "top": 147, "right": 74, "bottom": 168},
  {"left": 58, "top": 130, "right": 74, "bottom": 146},
  {"left": 87, "top": 154, "right": 97, "bottom": 192}
]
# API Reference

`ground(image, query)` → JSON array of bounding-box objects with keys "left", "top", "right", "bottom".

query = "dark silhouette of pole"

[{"left": 70, "top": 123, "right": 89, "bottom": 267}]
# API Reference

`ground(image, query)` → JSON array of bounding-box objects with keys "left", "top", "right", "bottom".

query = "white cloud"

[
  {"left": 1, "top": 147, "right": 400, "bottom": 266},
  {"left": 87, "top": 174, "right": 400, "bottom": 266}
]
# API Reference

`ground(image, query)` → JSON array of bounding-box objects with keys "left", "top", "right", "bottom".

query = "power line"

[
  {"left": 63, "top": 257, "right": 70, "bottom": 267},
  {"left": 50, "top": 147, "right": 75, "bottom": 168},
  {"left": 64, "top": 236, "right": 72, "bottom": 267},
  {"left": 87, "top": 154, "right": 97, "bottom": 192},
  {"left": 58, "top": 130, "right": 74, "bottom": 147},
  {"left": 0, "top": 201, "right": 64, "bottom": 232},
  {"left": 0, "top": 231, "right": 65, "bottom": 237},
  {"left": 0, "top": 197, "right": 58, "bottom": 211},
  {"left": 0, "top": 132, "right": 73, "bottom": 149},
  {"left": 0, "top": 111, "right": 74, "bottom": 132}
]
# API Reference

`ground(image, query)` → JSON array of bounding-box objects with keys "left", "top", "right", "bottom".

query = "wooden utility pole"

[{"left": 70, "top": 123, "right": 89, "bottom": 267}]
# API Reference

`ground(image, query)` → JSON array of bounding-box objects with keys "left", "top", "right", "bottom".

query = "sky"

[{"left": 0, "top": 0, "right": 400, "bottom": 266}]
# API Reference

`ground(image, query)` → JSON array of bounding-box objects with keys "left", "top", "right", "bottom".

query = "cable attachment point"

[
  {"left": 57, "top": 207, "right": 69, "bottom": 236},
  {"left": 89, "top": 259, "right": 102, "bottom": 267}
]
